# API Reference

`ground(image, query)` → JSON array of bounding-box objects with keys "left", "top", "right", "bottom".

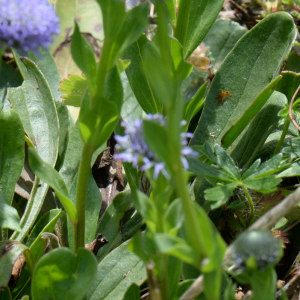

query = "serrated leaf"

[
  {"left": 59, "top": 74, "right": 88, "bottom": 107},
  {"left": 243, "top": 177, "right": 281, "bottom": 193}
]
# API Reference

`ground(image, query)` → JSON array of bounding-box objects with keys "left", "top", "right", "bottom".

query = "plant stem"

[
  {"left": 74, "top": 143, "right": 94, "bottom": 252},
  {"left": 241, "top": 184, "right": 255, "bottom": 222},
  {"left": 273, "top": 118, "right": 290, "bottom": 155}
]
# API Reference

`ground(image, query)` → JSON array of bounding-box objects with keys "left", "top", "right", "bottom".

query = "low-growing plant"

[{"left": 1, "top": 0, "right": 300, "bottom": 299}]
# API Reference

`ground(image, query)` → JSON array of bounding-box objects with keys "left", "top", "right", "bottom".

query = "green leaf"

[
  {"left": 0, "top": 241, "right": 31, "bottom": 288},
  {"left": 0, "top": 110, "right": 24, "bottom": 204},
  {"left": 214, "top": 145, "right": 240, "bottom": 179},
  {"left": 28, "top": 47, "right": 62, "bottom": 101},
  {"left": 282, "top": 137, "right": 300, "bottom": 159},
  {"left": 143, "top": 120, "right": 171, "bottom": 168},
  {"left": 277, "top": 161, "right": 300, "bottom": 178},
  {"left": 191, "top": 12, "right": 296, "bottom": 147},
  {"left": 123, "top": 283, "right": 140, "bottom": 300},
  {"left": 0, "top": 61, "right": 23, "bottom": 111},
  {"left": 28, "top": 148, "right": 77, "bottom": 224},
  {"left": 203, "top": 19, "right": 247, "bottom": 72},
  {"left": 175, "top": 0, "right": 225, "bottom": 59},
  {"left": 8, "top": 58, "right": 59, "bottom": 242},
  {"left": 86, "top": 240, "right": 147, "bottom": 300},
  {"left": 71, "top": 22, "right": 97, "bottom": 92},
  {"left": 187, "top": 157, "right": 234, "bottom": 182},
  {"left": 98, "top": 1, "right": 149, "bottom": 70},
  {"left": 96, "top": 190, "right": 138, "bottom": 259},
  {"left": 154, "top": 233, "right": 201, "bottom": 268},
  {"left": 165, "top": 198, "right": 184, "bottom": 235},
  {"left": 31, "top": 248, "right": 97, "bottom": 300},
  {"left": 243, "top": 177, "right": 281, "bottom": 193},
  {"left": 28, "top": 209, "right": 62, "bottom": 261},
  {"left": 59, "top": 122, "right": 103, "bottom": 248},
  {"left": 230, "top": 91, "right": 286, "bottom": 169},
  {"left": 55, "top": 101, "right": 71, "bottom": 171},
  {"left": 205, "top": 182, "right": 239, "bottom": 209},
  {"left": 123, "top": 35, "right": 163, "bottom": 114},
  {"left": 184, "top": 81, "right": 207, "bottom": 128},
  {"left": 8, "top": 57, "right": 59, "bottom": 166},
  {"left": 0, "top": 191, "right": 21, "bottom": 232},
  {"left": 276, "top": 71, "right": 300, "bottom": 102},
  {"left": 242, "top": 154, "right": 284, "bottom": 179},
  {"left": 221, "top": 76, "right": 282, "bottom": 148},
  {"left": 80, "top": 67, "right": 123, "bottom": 148},
  {"left": 59, "top": 73, "right": 89, "bottom": 107},
  {"left": 171, "top": 37, "right": 193, "bottom": 81}
]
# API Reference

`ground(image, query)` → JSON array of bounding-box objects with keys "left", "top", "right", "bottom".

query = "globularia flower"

[
  {"left": 114, "top": 114, "right": 198, "bottom": 179},
  {"left": 0, "top": 0, "right": 60, "bottom": 52}
]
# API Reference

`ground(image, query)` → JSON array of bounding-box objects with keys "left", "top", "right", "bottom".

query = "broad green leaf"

[
  {"left": 0, "top": 191, "right": 21, "bottom": 232},
  {"left": 191, "top": 12, "right": 296, "bottom": 147},
  {"left": 8, "top": 58, "right": 59, "bottom": 165},
  {"left": 59, "top": 73, "right": 89, "bottom": 107},
  {"left": 175, "top": 0, "right": 225, "bottom": 59},
  {"left": 276, "top": 71, "right": 300, "bottom": 102},
  {"left": 0, "top": 241, "right": 31, "bottom": 288},
  {"left": 0, "top": 61, "right": 23, "bottom": 111},
  {"left": 243, "top": 177, "right": 281, "bottom": 193},
  {"left": 123, "top": 284, "right": 140, "bottom": 300},
  {"left": 184, "top": 81, "right": 207, "bottom": 128},
  {"left": 0, "top": 287, "right": 12, "bottom": 300},
  {"left": 71, "top": 23, "right": 97, "bottom": 91},
  {"left": 28, "top": 47, "right": 62, "bottom": 101},
  {"left": 28, "top": 148, "right": 77, "bottom": 224},
  {"left": 123, "top": 35, "right": 163, "bottom": 114},
  {"left": 242, "top": 154, "right": 285, "bottom": 179},
  {"left": 277, "top": 161, "right": 300, "bottom": 178},
  {"left": 221, "top": 76, "right": 282, "bottom": 148},
  {"left": 0, "top": 110, "right": 24, "bottom": 204},
  {"left": 214, "top": 145, "right": 240, "bottom": 179},
  {"left": 230, "top": 91, "right": 286, "bottom": 169},
  {"left": 120, "top": 72, "right": 144, "bottom": 122},
  {"left": 154, "top": 233, "right": 201, "bottom": 268},
  {"left": 86, "top": 240, "right": 147, "bottom": 300},
  {"left": 8, "top": 58, "right": 59, "bottom": 242},
  {"left": 205, "top": 182, "right": 239, "bottom": 209},
  {"left": 96, "top": 190, "right": 135, "bottom": 259},
  {"left": 31, "top": 248, "right": 97, "bottom": 300},
  {"left": 187, "top": 157, "right": 234, "bottom": 182},
  {"left": 282, "top": 137, "right": 300, "bottom": 159},
  {"left": 203, "top": 19, "right": 247, "bottom": 72},
  {"left": 286, "top": 51, "right": 300, "bottom": 73}
]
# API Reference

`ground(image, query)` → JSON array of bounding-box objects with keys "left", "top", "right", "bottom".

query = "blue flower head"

[
  {"left": 115, "top": 114, "right": 198, "bottom": 179},
  {"left": 0, "top": 0, "right": 60, "bottom": 52}
]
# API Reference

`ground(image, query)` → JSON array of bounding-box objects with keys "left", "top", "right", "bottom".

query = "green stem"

[
  {"left": 94, "top": 42, "right": 110, "bottom": 104},
  {"left": 273, "top": 118, "right": 290, "bottom": 155},
  {"left": 74, "top": 144, "right": 94, "bottom": 252},
  {"left": 241, "top": 184, "right": 255, "bottom": 222}
]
